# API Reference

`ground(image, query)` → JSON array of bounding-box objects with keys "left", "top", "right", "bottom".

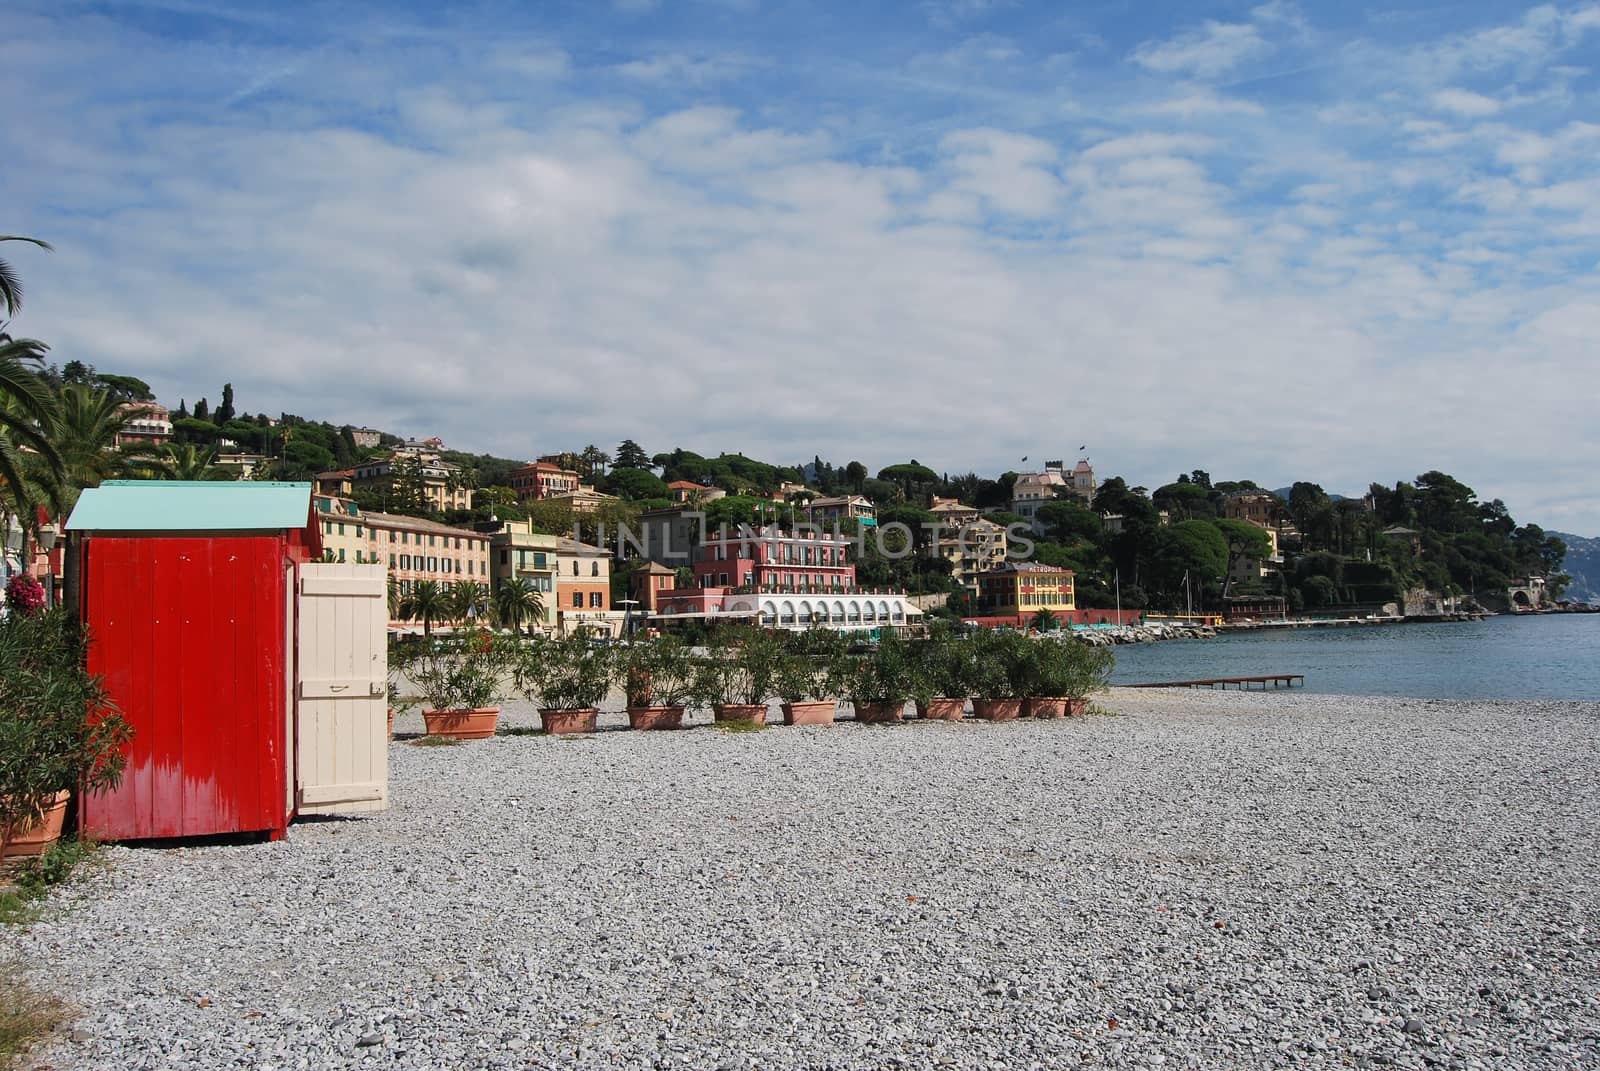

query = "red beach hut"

[{"left": 64, "top": 481, "right": 323, "bottom": 841}]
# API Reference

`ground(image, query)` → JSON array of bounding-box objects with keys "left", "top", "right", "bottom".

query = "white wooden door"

[{"left": 296, "top": 564, "right": 388, "bottom": 814}]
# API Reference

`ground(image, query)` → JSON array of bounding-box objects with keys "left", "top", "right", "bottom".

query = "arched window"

[
  {"left": 572, "top": 561, "right": 579, "bottom": 576},
  {"left": 591, "top": 561, "right": 599, "bottom": 576}
]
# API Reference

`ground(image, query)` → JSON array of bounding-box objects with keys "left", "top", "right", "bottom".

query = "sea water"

[{"left": 1107, "top": 613, "right": 1600, "bottom": 700}]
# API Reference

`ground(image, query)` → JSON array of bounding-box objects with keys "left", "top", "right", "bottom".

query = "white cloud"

[
  {"left": 908, "top": 33, "right": 1020, "bottom": 74},
  {"left": 1431, "top": 87, "right": 1501, "bottom": 117},
  {"left": 6, "top": 3, "right": 1600, "bottom": 533},
  {"left": 1411, "top": 4, "right": 1600, "bottom": 79},
  {"left": 935, "top": 128, "right": 1063, "bottom": 218},
  {"left": 1137, "top": 90, "right": 1265, "bottom": 119},
  {"left": 1078, "top": 133, "right": 1219, "bottom": 162},
  {"left": 614, "top": 52, "right": 757, "bottom": 85},
  {"left": 490, "top": 47, "right": 571, "bottom": 80},
  {"left": 631, "top": 107, "right": 831, "bottom": 174},
  {"left": 1131, "top": 21, "right": 1269, "bottom": 79}
]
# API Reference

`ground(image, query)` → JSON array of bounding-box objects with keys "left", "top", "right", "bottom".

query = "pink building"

[
  {"left": 654, "top": 526, "right": 922, "bottom": 631},
  {"left": 691, "top": 528, "right": 855, "bottom": 592},
  {"left": 508, "top": 461, "right": 581, "bottom": 504},
  {"left": 114, "top": 402, "right": 172, "bottom": 447}
]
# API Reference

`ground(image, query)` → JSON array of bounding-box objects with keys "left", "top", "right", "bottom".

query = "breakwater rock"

[{"left": 1072, "top": 623, "right": 1215, "bottom": 646}]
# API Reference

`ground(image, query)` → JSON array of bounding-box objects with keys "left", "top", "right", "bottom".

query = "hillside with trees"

[{"left": 15, "top": 348, "right": 1573, "bottom": 615}]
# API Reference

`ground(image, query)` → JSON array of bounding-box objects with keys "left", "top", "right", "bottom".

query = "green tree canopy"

[
  {"left": 1036, "top": 500, "right": 1101, "bottom": 544},
  {"left": 604, "top": 466, "right": 669, "bottom": 501},
  {"left": 614, "top": 439, "right": 651, "bottom": 469}
]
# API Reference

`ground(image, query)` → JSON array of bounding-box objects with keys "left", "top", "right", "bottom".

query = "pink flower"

[{"left": 5, "top": 573, "right": 46, "bottom": 615}]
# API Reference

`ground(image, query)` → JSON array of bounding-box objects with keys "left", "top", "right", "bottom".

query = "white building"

[{"left": 1012, "top": 458, "right": 1095, "bottom": 534}]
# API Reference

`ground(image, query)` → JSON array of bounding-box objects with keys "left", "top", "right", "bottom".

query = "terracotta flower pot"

[
  {"left": 972, "top": 699, "right": 1023, "bottom": 722},
  {"left": 627, "top": 705, "right": 685, "bottom": 731},
  {"left": 713, "top": 703, "right": 767, "bottom": 726},
  {"left": 1023, "top": 697, "right": 1070, "bottom": 719},
  {"left": 422, "top": 707, "right": 500, "bottom": 739},
  {"left": 2, "top": 790, "right": 71, "bottom": 858},
  {"left": 920, "top": 697, "right": 967, "bottom": 721},
  {"left": 781, "top": 700, "right": 836, "bottom": 726},
  {"left": 855, "top": 701, "right": 905, "bottom": 724},
  {"left": 1067, "top": 697, "right": 1090, "bottom": 716},
  {"left": 387, "top": 706, "right": 395, "bottom": 739},
  {"left": 540, "top": 708, "right": 599, "bottom": 734}
]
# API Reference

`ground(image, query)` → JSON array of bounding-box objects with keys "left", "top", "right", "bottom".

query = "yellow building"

[
  {"left": 315, "top": 496, "right": 491, "bottom": 618},
  {"left": 349, "top": 442, "right": 471, "bottom": 514},
  {"left": 929, "top": 518, "right": 1008, "bottom": 591},
  {"left": 975, "top": 562, "right": 1076, "bottom": 618},
  {"left": 480, "top": 519, "right": 561, "bottom": 633},
  {"left": 543, "top": 487, "right": 622, "bottom": 515}
]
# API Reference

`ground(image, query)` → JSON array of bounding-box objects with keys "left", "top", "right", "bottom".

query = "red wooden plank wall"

[{"left": 81, "top": 536, "right": 290, "bottom": 840}]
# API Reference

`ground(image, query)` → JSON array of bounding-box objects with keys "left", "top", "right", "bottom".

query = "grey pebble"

[{"left": 4, "top": 690, "right": 1599, "bottom": 1070}]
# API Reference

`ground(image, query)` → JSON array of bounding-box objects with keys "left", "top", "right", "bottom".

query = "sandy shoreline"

[{"left": 7, "top": 690, "right": 1599, "bottom": 1069}]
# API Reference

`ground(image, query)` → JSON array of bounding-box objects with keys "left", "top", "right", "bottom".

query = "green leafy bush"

[
  {"left": 391, "top": 628, "right": 518, "bottom": 712},
  {"left": 773, "top": 628, "right": 846, "bottom": 703},
  {"left": 618, "top": 636, "right": 697, "bottom": 708},
  {"left": 838, "top": 632, "right": 922, "bottom": 706},
  {"left": 517, "top": 634, "right": 616, "bottom": 710},
  {"left": 961, "top": 628, "right": 1034, "bottom": 699},
  {"left": 0, "top": 610, "right": 131, "bottom": 834},
  {"left": 692, "top": 627, "right": 785, "bottom": 707},
  {"left": 910, "top": 633, "right": 969, "bottom": 702}
]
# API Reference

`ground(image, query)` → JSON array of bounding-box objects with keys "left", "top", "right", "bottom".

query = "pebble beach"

[{"left": 7, "top": 690, "right": 1599, "bottom": 1070}]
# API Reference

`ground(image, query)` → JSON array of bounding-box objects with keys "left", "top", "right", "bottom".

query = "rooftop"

[
  {"left": 356, "top": 510, "right": 492, "bottom": 539},
  {"left": 985, "top": 561, "right": 1075, "bottom": 576},
  {"left": 67, "top": 481, "right": 314, "bottom": 533}
]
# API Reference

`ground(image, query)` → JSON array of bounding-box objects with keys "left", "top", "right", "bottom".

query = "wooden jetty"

[{"left": 1126, "top": 674, "right": 1304, "bottom": 691}]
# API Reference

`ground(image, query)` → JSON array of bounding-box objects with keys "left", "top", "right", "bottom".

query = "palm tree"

[
  {"left": 47, "top": 384, "right": 147, "bottom": 504},
  {"left": 446, "top": 581, "right": 488, "bottom": 626},
  {"left": 0, "top": 341, "right": 64, "bottom": 529},
  {"left": 387, "top": 576, "right": 402, "bottom": 622},
  {"left": 491, "top": 577, "right": 546, "bottom": 634},
  {"left": 399, "top": 580, "right": 447, "bottom": 638},
  {"left": 1031, "top": 608, "right": 1058, "bottom": 633},
  {"left": 0, "top": 236, "right": 51, "bottom": 319},
  {"left": 150, "top": 443, "right": 232, "bottom": 481}
]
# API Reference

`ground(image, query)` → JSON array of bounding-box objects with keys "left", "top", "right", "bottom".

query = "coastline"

[{"left": 9, "top": 690, "right": 1600, "bottom": 1070}]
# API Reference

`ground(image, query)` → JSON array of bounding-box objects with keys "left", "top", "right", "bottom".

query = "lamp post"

[
  {"left": 35, "top": 521, "right": 59, "bottom": 609},
  {"left": 617, "top": 598, "right": 640, "bottom": 641}
]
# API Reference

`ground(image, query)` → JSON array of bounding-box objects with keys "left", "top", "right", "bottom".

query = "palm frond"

[{"left": 0, "top": 236, "right": 53, "bottom": 318}]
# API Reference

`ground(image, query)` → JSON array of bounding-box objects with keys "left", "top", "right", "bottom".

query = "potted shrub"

[
  {"left": 399, "top": 628, "right": 517, "bottom": 739},
  {"left": 1018, "top": 637, "right": 1068, "bottom": 718},
  {"left": 911, "top": 633, "right": 968, "bottom": 721},
  {"left": 1064, "top": 640, "right": 1114, "bottom": 715},
  {"left": 842, "top": 633, "right": 919, "bottom": 724},
  {"left": 693, "top": 626, "right": 784, "bottom": 725},
  {"left": 518, "top": 633, "right": 615, "bottom": 734},
  {"left": 0, "top": 608, "right": 132, "bottom": 857},
  {"left": 619, "top": 636, "right": 696, "bottom": 730},
  {"left": 966, "top": 628, "right": 1029, "bottom": 721},
  {"left": 774, "top": 628, "right": 843, "bottom": 726}
]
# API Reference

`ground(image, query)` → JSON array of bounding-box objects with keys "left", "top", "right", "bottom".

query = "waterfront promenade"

[{"left": 8, "top": 690, "right": 1599, "bottom": 1069}]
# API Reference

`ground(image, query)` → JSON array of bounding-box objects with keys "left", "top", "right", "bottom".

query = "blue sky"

[{"left": 5, "top": 1, "right": 1599, "bottom": 532}]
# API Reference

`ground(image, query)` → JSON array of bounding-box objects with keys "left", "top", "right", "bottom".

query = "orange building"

[
  {"left": 555, "top": 537, "right": 621, "bottom": 636},
  {"left": 629, "top": 560, "right": 678, "bottom": 612}
]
